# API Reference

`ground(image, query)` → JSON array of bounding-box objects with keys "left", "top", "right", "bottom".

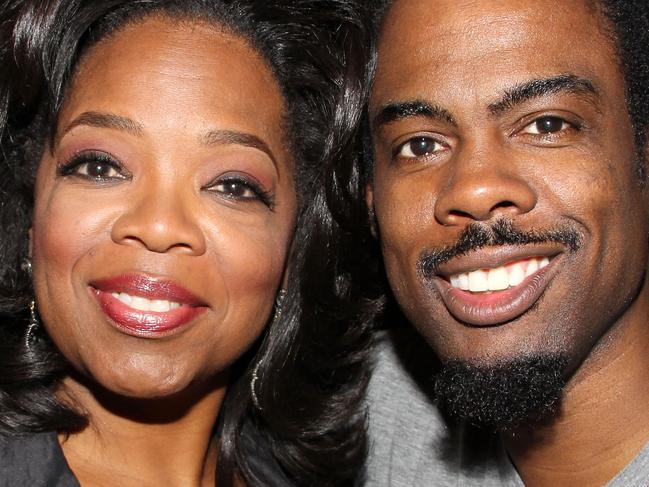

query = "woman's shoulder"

[
  {"left": 239, "top": 420, "right": 294, "bottom": 486},
  {"left": 0, "top": 431, "right": 80, "bottom": 487}
]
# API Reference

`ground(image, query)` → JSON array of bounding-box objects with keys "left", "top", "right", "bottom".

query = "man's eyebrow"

[
  {"left": 201, "top": 130, "right": 278, "bottom": 168},
  {"left": 372, "top": 100, "right": 458, "bottom": 131},
  {"left": 56, "top": 111, "right": 144, "bottom": 147},
  {"left": 488, "top": 74, "right": 600, "bottom": 116}
]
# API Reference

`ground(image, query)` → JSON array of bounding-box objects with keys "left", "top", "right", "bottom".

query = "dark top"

[
  {"left": 0, "top": 424, "right": 291, "bottom": 486},
  {"left": 0, "top": 432, "right": 79, "bottom": 487}
]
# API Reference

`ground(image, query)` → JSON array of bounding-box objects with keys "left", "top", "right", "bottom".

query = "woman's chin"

[
  {"left": 65, "top": 363, "right": 227, "bottom": 408},
  {"left": 99, "top": 376, "right": 194, "bottom": 400}
]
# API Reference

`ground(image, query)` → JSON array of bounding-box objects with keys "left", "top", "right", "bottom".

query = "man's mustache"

[{"left": 417, "top": 219, "right": 582, "bottom": 279}]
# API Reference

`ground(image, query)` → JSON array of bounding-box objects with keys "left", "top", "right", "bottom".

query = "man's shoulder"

[
  {"left": 370, "top": 327, "right": 439, "bottom": 395},
  {"left": 365, "top": 327, "right": 453, "bottom": 486},
  {"left": 607, "top": 440, "right": 649, "bottom": 486},
  {"left": 365, "top": 327, "right": 521, "bottom": 487}
]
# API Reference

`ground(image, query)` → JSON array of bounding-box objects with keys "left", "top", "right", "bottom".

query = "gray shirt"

[{"left": 364, "top": 328, "right": 649, "bottom": 486}]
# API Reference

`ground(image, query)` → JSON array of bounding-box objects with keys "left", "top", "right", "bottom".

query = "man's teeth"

[
  {"left": 110, "top": 292, "right": 182, "bottom": 312},
  {"left": 449, "top": 257, "right": 550, "bottom": 292}
]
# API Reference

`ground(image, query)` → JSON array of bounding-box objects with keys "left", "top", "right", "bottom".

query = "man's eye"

[
  {"left": 395, "top": 137, "right": 444, "bottom": 158},
  {"left": 523, "top": 116, "right": 571, "bottom": 135}
]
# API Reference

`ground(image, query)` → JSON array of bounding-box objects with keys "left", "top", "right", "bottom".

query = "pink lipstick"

[{"left": 90, "top": 274, "right": 208, "bottom": 336}]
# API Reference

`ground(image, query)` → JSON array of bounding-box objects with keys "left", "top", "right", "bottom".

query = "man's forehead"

[
  {"left": 380, "top": 0, "right": 601, "bottom": 28},
  {"left": 376, "top": 0, "right": 607, "bottom": 64},
  {"left": 371, "top": 0, "right": 616, "bottom": 113}
]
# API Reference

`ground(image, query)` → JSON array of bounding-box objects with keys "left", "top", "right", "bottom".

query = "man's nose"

[
  {"left": 110, "top": 184, "right": 207, "bottom": 255},
  {"left": 433, "top": 143, "right": 537, "bottom": 226}
]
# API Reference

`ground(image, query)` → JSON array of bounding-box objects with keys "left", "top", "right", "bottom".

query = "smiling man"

[{"left": 362, "top": 0, "right": 649, "bottom": 485}]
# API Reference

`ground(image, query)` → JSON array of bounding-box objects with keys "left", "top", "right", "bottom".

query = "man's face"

[{"left": 368, "top": 0, "right": 649, "bottom": 374}]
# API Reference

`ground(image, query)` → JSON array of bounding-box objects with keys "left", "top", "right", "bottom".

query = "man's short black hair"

[{"left": 600, "top": 0, "right": 649, "bottom": 179}]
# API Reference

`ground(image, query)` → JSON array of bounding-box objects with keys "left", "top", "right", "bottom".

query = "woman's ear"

[
  {"left": 28, "top": 227, "right": 33, "bottom": 258},
  {"left": 365, "top": 183, "right": 378, "bottom": 238},
  {"left": 280, "top": 269, "right": 290, "bottom": 290}
]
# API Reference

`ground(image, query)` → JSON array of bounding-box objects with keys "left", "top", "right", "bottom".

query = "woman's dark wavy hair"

[{"left": 0, "top": 0, "right": 372, "bottom": 485}]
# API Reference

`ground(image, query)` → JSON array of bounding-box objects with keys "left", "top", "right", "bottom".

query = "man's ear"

[
  {"left": 365, "top": 183, "right": 378, "bottom": 238},
  {"left": 639, "top": 141, "right": 649, "bottom": 202},
  {"left": 644, "top": 141, "right": 649, "bottom": 187},
  {"left": 641, "top": 135, "right": 649, "bottom": 179}
]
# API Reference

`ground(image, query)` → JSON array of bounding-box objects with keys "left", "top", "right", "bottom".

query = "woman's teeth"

[
  {"left": 449, "top": 256, "right": 550, "bottom": 292},
  {"left": 110, "top": 292, "right": 182, "bottom": 312}
]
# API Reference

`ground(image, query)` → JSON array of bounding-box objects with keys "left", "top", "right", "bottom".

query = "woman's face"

[{"left": 30, "top": 16, "right": 296, "bottom": 399}]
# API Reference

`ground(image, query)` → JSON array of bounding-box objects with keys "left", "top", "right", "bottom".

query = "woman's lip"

[
  {"left": 92, "top": 288, "right": 207, "bottom": 336},
  {"left": 433, "top": 255, "right": 561, "bottom": 327},
  {"left": 90, "top": 274, "right": 205, "bottom": 307}
]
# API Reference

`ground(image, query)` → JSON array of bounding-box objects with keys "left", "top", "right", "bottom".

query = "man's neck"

[{"left": 503, "top": 306, "right": 649, "bottom": 487}]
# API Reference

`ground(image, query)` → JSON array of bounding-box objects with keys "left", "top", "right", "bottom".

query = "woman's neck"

[{"left": 57, "top": 376, "right": 228, "bottom": 487}]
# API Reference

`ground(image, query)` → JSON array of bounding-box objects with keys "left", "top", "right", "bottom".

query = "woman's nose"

[{"left": 111, "top": 185, "right": 207, "bottom": 255}]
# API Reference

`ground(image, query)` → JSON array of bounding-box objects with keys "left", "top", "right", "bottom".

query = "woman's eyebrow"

[
  {"left": 200, "top": 129, "right": 278, "bottom": 169},
  {"left": 56, "top": 111, "right": 144, "bottom": 147},
  {"left": 56, "top": 114, "right": 278, "bottom": 168}
]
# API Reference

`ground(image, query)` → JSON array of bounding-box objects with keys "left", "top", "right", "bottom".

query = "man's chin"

[{"left": 434, "top": 354, "right": 569, "bottom": 430}]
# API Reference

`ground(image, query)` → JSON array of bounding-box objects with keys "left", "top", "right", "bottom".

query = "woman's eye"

[
  {"left": 214, "top": 180, "right": 258, "bottom": 199},
  {"left": 523, "top": 116, "right": 571, "bottom": 135},
  {"left": 210, "top": 177, "right": 274, "bottom": 208},
  {"left": 395, "top": 137, "right": 445, "bottom": 159},
  {"left": 75, "top": 161, "right": 122, "bottom": 179},
  {"left": 58, "top": 152, "right": 126, "bottom": 181}
]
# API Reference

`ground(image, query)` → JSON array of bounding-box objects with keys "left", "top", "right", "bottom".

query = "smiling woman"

[{"left": 0, "top": 1, "right": 370, "bottom": 486}]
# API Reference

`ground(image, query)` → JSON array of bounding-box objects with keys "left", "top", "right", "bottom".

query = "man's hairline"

[{"left": 365, "top": 0, "right": 643, "bottom": 175}]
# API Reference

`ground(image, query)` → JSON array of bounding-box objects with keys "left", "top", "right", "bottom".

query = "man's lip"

[
  {"left": 90, "top": 274, "right": 206, "bottom": 307},
  {"left": 434, "top": 244, "right": 563, "bottom": 277},
  {"left": 433, "top": 254, "right": 561, "bottom": 327}
]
